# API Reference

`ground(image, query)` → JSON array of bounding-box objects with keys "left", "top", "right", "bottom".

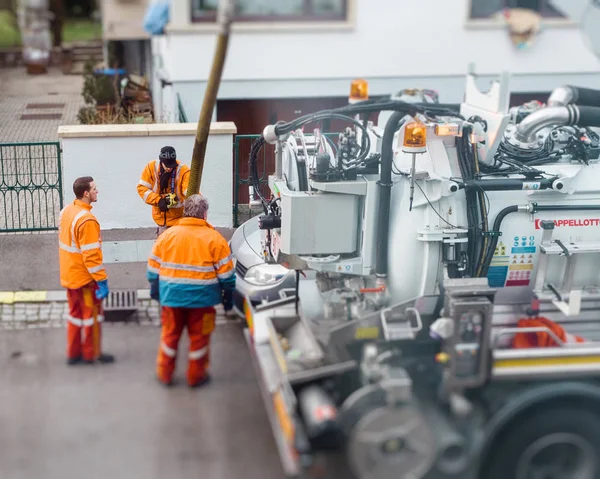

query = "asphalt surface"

[{"left": 0, "top": 322, "right": 285, "bottom": 479}]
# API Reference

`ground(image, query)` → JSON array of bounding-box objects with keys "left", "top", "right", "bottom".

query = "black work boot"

[
  {"left": 189, "top": 374, "right": 211, "bottom": 389},
  {"left": 97, "top": 353, "right": 115, "bottom": 364},
  {"left": 66, "top": 356, "right": 82, "bottom": 366},
  {"left": 83, "top": 353, "right": 115, "bottom": 364}
]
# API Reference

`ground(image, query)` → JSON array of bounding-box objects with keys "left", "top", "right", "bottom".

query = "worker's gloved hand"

[
  {"left": 95, "top": 280, "right": 110, "bottom": 300},
  {"left": 157, "top": 197, "right": 169, "bottom": 213},
  {"left": 222, "top": 289, "right": 233, "bottom": 312},
  {"left": 150, "top": 279, "right": 160, "bottom": 302}
]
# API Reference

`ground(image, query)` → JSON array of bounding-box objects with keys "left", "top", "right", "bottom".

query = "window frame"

[
  {"left": 191, "top": 0, "right": 349, "bottom": 24},
  {"left": 465, "top": 0, "right": 575, "bottom": 28}
]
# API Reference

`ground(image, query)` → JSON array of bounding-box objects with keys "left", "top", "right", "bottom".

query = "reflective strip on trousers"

[
  {"left": 68, "top": 315, "right": 105, "bottom": 327},
  {"left": 189, "top": 346, "right": 208, "bottom": 360},
  {"left": 161, "top": 342, "right": 177, "bottom": 357}
]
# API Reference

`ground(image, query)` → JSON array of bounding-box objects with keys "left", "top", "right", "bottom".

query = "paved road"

[
  {"left": 0, "top": 67, "right": 83, "bottom": 143},
  {"left": 0, "top": 322, "right": 285, "bottom": 479}
]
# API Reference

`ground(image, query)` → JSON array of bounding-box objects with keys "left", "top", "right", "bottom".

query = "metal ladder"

[{"left": 534, "top": 220, "right": 600, "bottom": 317}]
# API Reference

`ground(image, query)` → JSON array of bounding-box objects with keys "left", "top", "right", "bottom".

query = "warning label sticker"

[
  {"left": 506, "top": 252, "right": 534, "bottom": 287},
  {"left": 535, "top": 218, "right": 600, "bottom": 229}
]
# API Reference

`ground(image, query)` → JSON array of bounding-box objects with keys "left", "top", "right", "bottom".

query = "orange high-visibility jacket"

[
  {"left": 59, "top": 199, "right": 107, "bottom": 290},
  {"left": 137, "top": 159, "right": 191, "bottom": 227},
  {"left": 147, "top": 218, "right": 236, "bottom": 308}
]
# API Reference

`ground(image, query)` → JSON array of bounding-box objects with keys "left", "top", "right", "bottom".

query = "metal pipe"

[
  {"left": 547, "top": 86, "right": 577, "bottom": 107},
  {"left": 186, "top": 0, "right": 234, "bottom": 197},
  {"left": 462, "top": 178, "right": 555, "bottom": 191},
  {"left": 275, "top": 140, "right": 283, "bottom": 179},
  {"left": 514, "top": 106, "right": 574, "bottom": 143},
  {"left": 515, "top": 104, "right": 600, "bottom": 143}
]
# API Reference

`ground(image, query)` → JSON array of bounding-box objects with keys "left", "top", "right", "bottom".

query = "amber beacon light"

[
  {"left": 349, "top": 79, "right": 369, "bottom": 103},
  {"left": 402, "top": 121, "right": 427, "bottom": 212},
  {"left": 402, "top": 122, "right": 427, "bottom": 153}
]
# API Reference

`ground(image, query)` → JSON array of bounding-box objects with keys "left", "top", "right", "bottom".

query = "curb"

[{"left": 0, "top": 289, "right": 152, "bottom": 305}]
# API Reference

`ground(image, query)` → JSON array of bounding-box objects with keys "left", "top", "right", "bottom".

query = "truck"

[{"left": 237, "top": 4, "right": 600, "bottom": 479}]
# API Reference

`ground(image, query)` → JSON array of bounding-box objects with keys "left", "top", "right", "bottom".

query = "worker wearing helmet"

[
  {"left": 59, "top": 176, "right": 114, "bottom": 365},
  {"left": 137, "top": 146, "right": 191, "bottom": 236},
  {"left": 147, "top": 194, "right": 235, "bottom": 387}
]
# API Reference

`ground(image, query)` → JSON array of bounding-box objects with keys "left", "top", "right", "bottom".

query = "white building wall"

[
  {"left": 58, "top": 123, "right": 237, "bottom": 230},
  {"left": 154, "top": 0, "right": 600, "bottom": 120}
]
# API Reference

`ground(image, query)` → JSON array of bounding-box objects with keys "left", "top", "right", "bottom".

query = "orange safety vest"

[
  {"left": 58, "top": 199, "right": 107, "bottom": 290},
  {"left": 137, "top": 159, "right": 191, "bottom": 227}
]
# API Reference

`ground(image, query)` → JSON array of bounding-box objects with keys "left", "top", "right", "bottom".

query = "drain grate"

[
  {"left": 20, "top": 113, "right": 62, "bottom": 120},
  {"left": 104, "top": 290, "right": 139, "bottom": 311},
  {"left": 103, "top": 290, "right": 139, "bottom": 323},
  {"left": 26, "top": 103, "right": 65, "bottom": 109}
]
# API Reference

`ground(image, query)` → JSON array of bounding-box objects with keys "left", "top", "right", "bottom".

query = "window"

[
  {"left": 469, "top": 0, "right": 565, "bottom": 19},
  {"left": 191, "top": 0, "right": 348, "bottom": 23}
]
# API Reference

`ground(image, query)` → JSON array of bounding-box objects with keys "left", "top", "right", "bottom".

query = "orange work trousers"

[
  {"left": 156, "top": 306, "right": 216, "bottom": 386},
  {"left": 66, "top": 283, "right": 103, "bottom": 361}
]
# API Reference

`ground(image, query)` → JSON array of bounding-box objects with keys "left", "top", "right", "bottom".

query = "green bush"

[{"left": 81, "top": 59, "right": 117, "bottom": 106}]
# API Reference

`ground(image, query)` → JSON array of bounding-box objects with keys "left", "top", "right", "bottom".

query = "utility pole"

[{"left": 186, "top": 0, "right": 234, "bottom": 197}]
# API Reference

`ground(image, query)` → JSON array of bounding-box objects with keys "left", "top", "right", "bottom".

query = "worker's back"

[{"left": 151, "top": 217, "right": 233, "bottom": 308}]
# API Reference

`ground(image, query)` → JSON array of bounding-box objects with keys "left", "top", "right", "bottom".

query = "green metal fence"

[
  {"left": 177, "top": 93, "right": 188, "bottom": 123},
  {"left": 0, "top": 142, "right": 63, "bottom": 232},
  {"left": 233, "top": 133, "right": 340, "bottom": 227}
]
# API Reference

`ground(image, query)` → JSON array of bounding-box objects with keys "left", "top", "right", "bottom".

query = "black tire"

[{"left": 483, "top": 407, "right": 600, "bottom": 479}]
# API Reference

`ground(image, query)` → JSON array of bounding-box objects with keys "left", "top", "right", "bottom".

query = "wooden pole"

[{"left": 186, "top": 0, "right": 234, "bottom": 197}]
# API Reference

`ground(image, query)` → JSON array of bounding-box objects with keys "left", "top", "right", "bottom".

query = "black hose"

[
  {"left": 376, "top": 111, "right": 405, "bottom": 278},
  {"left": 535, "top": 205, "right": 600, "bottom": 212},
  {"left": 575, "top": 106, "right": 600, "bottom": 127},
  {"left": 569, "top": 86, "right": 600, "bottom": 108},
  {"left": 480, "top": 205, "right": 519, "bottom": 278}
]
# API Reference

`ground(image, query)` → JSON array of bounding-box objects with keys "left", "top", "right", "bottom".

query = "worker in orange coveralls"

[
  {"left": 147, "top": 194, "right": 235, "bottom": 387},
  {"left": 59, "top": 176, "right": 114, "bottom": 366},
  {"left": 137, "top": 146, "right": 191, "bottom": 236}
]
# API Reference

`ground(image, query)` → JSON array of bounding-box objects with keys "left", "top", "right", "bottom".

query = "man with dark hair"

[
  {"left": 58, "top": 176, "right": 114, "bottom": 366},
  {"left": 147, "top": 194, "right": 235, "bottom": 387},
  {"left": 137, "top": 146, "right": 191, "bottom": 236}
]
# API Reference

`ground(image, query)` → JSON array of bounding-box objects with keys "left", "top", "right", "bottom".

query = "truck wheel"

[{"left": 483, "top": 407, "right": 600, "bottom": 479}]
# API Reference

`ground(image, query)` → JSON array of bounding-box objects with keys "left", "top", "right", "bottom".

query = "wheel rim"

[{"left": 516, "top": 432, "right": 597, "bottom": 479}]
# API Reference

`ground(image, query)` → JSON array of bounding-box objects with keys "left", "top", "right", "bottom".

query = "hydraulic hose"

[
  {"left": 548, "top": 85, "right": 600, "bottom": 108},
  {"left": 480, "top": 204, "right": 600, "bottom": 277},
  {"left": 376, "top": 111, "right": 405, "bottom": 278}
]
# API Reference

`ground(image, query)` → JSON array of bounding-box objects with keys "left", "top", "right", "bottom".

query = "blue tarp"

[{"left": 143, "top": 0, "right": 170, "bottom": 35}]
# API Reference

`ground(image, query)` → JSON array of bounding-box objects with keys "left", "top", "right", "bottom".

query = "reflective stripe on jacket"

[
  {"left": 137, "top": 159, "right": 191, "bottom": 227},
  {"left": 59, "top": 199, "right": 107, "bottom": 289},
  {"left": 146, "top": 217, "right": 236, "bottom": 308}
]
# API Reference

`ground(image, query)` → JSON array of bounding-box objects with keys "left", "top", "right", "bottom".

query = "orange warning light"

[
  {"left": 403, "top": 122, "right": 427, "bottom": 152},
  {"left": 349, "top": 79, "right": 369, "bottom": 103}
]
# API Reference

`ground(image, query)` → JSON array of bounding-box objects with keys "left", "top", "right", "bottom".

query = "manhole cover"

[
  {"left": 19, "top": 113, "right": 62, "bottom": 120},
  {"left": 26, "top": 103, "right": 65, "bottom": 109}
]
